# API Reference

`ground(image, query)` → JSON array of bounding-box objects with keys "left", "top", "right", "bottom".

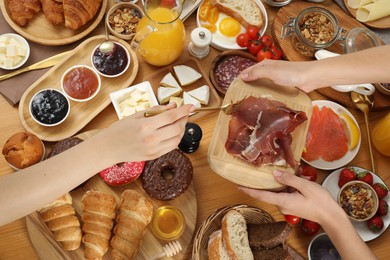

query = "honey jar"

[{"left": 151, "top": 206, "right": 185, "bottom": 240}]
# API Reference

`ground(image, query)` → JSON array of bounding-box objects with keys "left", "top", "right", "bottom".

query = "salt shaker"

[
  {"left": 188, "top": 27, "right": 212, "bottom": 59},
  {"left": 179, "top": 123, "right": 203, "bottom": 153}
]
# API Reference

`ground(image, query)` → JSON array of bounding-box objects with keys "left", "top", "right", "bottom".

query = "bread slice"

[
  {"left": 247, "top": 221, "right": 292, "bottom": 249},
  {"left": 221, "top": 210, "right": 254, "bottom": 260},
  {"left": 208, "top": 230, "right": 231, "bottom": 260},
  {"left": 252, "top": 245, "right": 292, "bottom": 260},
  {"left": 212, "top": 0, "right": 264, "bottom": 29}
]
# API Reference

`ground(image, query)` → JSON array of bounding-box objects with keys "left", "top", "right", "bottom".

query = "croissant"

[
  {"left": 111, "top": 190, "right": 153, "bottom": 260},
  {"left": 39, "top": 0, "right": 64, "bottom": 25},
  {"left": 7, "top": 0, "right": 41, "bottom": 26},
  {"left": 38, "top": 193, "right": 82, "bottom": 251},
  {"left": 82, "top": 190, "right": 116, "bottom": 260},
  {"left": 63, "top": 0, "right": 103, "bottom": 30}
]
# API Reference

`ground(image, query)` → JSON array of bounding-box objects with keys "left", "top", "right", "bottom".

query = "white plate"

[
  {"left": 322, "top": 166, "right": 390, "bottom": 242},
  {"left": 181, "top": 0, "right": 202, "bottom": 21},
  {"left": 196, "top": 0, "right": 268, "bottom": 51},
  {"left": 302, "top": 100, "right": 361, "bottom": 170}
]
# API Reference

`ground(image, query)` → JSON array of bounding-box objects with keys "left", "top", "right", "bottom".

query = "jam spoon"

[{"left": 99, "top": 15, "right": 114, "bottom": 54}]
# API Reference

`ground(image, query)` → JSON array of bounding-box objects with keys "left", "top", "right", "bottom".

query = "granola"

[
  {"left": 339, "top": 182, "right": 375, "bottom": 219},
  {"left": 298, "top": 13, "right": 335, "bottom": 44},
  {"left": 108, "top": 7, "right": 142, "bottom": 37}
]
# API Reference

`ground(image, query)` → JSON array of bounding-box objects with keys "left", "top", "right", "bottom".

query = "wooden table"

[{"left": 1, "top": 0, "right": 390, "bottom": 259}]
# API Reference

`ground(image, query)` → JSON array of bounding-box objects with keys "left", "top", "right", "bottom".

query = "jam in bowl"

[{"left": 91, "top": 41, "right": 130, "bottom": 78}]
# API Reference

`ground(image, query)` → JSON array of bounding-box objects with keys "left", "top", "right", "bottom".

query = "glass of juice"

[{"left": 372, "top": 112, "right": 390, "bottom": 157}]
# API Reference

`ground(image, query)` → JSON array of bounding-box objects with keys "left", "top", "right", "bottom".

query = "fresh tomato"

[
  {"left": 208, "top": 6, "right": 219, "bottom": 24},
  {"left": 247, "top": 40, "right": 264, "bottom": 56},
  {"left": 270, "top": 45, "right": 283, "bottom": 60},
  {"left": 338, "top": 167, "right": 356, "bottom": 188},
  {"left": 257, "top": 48, "right": 272, "bottom": 62},
  {"left": 357, "top": 171, "right": 374, "bottom": 186},
  {"left": 284, "top": 214, "right": 301, "bottom": 225},
  {"left": 301, "top": 165, "right": 317, "bottom": 182},
  {"left": 246, "top": 26, "right": 260, "bottom": 40},
  {"left": 301, "top": 219, "right": 321, "bottom": 236},
  {"left": 373, "top": 183, "right": 388, "bottom": 199},
  {"left": 198, "top": 5, "right": 210, "bottom": 21},
  {"left": 260, "top": 35, "right": 273, "bottom": 47},
  {"left": 367, "top": 215, "right": 384, "bottom": 232},
  {"left": 236, "top": 33, "right": 250, "bottom": 48}
]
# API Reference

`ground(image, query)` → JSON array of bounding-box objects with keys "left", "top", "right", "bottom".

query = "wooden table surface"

[{"left": 1, "top": 0, "right": 390, "bottom": 259}]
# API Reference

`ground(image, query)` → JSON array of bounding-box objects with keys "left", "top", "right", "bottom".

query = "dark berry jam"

[
  {"left": 92, "top": 43, "right": 129, "bottom": 76},
  {"left": 30, "top": 89, "right": 69, "bottom": 125}
]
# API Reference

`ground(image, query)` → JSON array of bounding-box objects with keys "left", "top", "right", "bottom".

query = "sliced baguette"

[
  {"left": 212, "top": 0, "right": 264, "bottom": 29},
  {"left": 208, "top": 230, "right": 231, "bottom": 260},
  {"left": 221, "top": 210, "right": 254, "bottom": 260}
]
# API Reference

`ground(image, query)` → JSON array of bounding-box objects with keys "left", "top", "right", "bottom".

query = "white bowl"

[
  {"left": 110, "top": 81, "right": 159, "bottom": 120},
  {"left": 61, "top": 65, "right": 101, "bottom": 102},
  {"left": 91, "top": 41, "right": 130, "bottom": 78},
  {"left": 0, "top": 33, "right": 30, "bottom": 70}
]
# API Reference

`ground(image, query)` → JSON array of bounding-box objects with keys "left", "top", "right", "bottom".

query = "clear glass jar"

[{"left": 281, "top": 7, "right": 345, "bottom": 58}]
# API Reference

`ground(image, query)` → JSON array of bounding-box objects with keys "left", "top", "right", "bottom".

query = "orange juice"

[
  {"left": 372, "top": 112, "right": 390, "bottom": 156},
  {"left": 136, "top": 7, "right": 185, "bottom": 66}
]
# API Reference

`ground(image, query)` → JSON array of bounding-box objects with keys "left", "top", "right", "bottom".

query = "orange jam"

[{"left": 63, "top": 66, "right": 99, "bottom": 100}]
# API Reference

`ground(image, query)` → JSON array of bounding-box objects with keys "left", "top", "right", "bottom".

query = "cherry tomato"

[
  {"left": 198, "top": 5, "right": 210, "bottom": 21},
  {"left": 261, "top": 35, "right": 273, "bottom": 47},
  {"left": 246, "top": 26, "right": 260, "bottom": 40},
  {"left": 236, "top": 33, "right": 250, "bottom": 48},
  {"left": 270, "top": 45, "right": 283, "bottom": 60},
  {"left": 301, "top": 165, "right": 317, "bottom": 182},
  {"left": 301, "top": 219, "right": 321, "bottom": 236},
  {"left": 208, "top": 7, "right": 219, "bottom": 24},
  {"left": 247, "top": 40, "right": 264, "bottom": 56},
  {"left": 284, "top": 214, "right": 301, "bottom": 225},
  {"left": 257, "top": 48, "right": 272, "bottom": 62}
]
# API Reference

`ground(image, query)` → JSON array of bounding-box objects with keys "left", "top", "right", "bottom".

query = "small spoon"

[
  {"left": 351, "top": 92, "right": 376, "bottom": 172},
  {"left": 99, "top": 16, "right": 115, "bottom": 54}
]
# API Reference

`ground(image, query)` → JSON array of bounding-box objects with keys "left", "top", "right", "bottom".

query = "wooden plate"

[
  {"left": 26, "top": 130, "right": 197, "bottom": 260},
  {"left": 0, "top": 0, "right": 107, "bottom": 46},
  {"left": 343, "top": 0, "right": 390, "bottom": 29},
  {"left": 19, "top": 35, "right": 139, "bottom": 142},
  {"left": 208, "top": 78, "right": 312, "bottom": 190}
]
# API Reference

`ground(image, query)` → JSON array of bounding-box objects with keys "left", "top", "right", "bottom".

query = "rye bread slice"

[
  {"left": 247, "top": 221, "right": 293, "bottom": 249},
  {"left": 252, "top": 245, "right": 293, "bottom": 260}
]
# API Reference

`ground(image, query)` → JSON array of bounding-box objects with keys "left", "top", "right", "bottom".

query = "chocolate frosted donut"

[
  {"left": 48, "top": 137, "right": 83, "bottom": 158},
  {"left": 142, "top": 149, "right": 193, "bottom": 201}
]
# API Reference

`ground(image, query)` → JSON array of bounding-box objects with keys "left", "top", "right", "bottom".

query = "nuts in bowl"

[{"left": 338, "top": 180, "right": 379, "bottom": 222}]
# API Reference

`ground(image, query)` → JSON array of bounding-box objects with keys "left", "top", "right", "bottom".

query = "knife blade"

[{"left": 0, "top": 51, "right": 71, "bottom": 82}]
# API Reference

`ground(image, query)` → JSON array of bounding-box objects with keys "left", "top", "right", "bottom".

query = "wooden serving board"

[
  {"left": 343, "top": 0, "right": 390, "bottom": 29},
  {"left": 26, "top": 130, "right": 197, "bottom": 260},
  {"left": 19, "top": 35, "right": 139, "bottom": 142},
  {"left": 272, "top": 1, "right": 390, "bottom": 111},
  {"left": 0, "top": 0, "right": 107, "bottom": 46},
  {"left": 208, "top": 78, "right": 313, "bottom": 191}
]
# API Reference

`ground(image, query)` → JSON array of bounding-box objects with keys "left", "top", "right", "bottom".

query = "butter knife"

[{"left": 0, "top": 51, "right": 71, "bottom": 81}]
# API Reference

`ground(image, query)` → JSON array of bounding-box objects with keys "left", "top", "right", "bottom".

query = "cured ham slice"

[
  {"left": 225, "top": 96, "right": 307, "bottom": 168},
  {"left": 302, "top": 105, "right": 348, "bottom": 162}
]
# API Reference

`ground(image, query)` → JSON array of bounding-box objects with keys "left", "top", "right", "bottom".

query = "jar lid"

[{"left": 344, "top": 28, "right": 382, "bottom": 53}]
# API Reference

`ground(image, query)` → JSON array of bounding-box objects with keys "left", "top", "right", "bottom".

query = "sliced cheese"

[
  {"left": 183, "top": 91, "right": 201, "bottom": 108},
  {"left": 169, "top": 96, "right": 183, "bottom": 107},
  {"left": 173, "top": 65, "right": 202, "bottom": 86},
  {"left": 161, "top": 72, "right": 181, "bottom": 89},
  {"left": 187, "top": 85, "right": 210, "bottom": 105},
  {"left": 157, "top": 86, "right": 182, "bottom": 104}
]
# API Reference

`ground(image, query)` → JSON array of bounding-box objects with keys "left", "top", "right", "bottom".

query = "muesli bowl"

[{"left": 337, "top": 180, "right": 378, "bottom": 222}]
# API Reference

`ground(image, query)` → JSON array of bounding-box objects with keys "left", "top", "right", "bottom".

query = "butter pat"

[
  {"left": 0, "top": 34, "right": 29, "bottom": 69},
  {"left": 118, "top": 88, "right": 151, "bottom": 118}
]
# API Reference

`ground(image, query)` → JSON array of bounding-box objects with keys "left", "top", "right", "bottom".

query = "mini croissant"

[
  {"left": 63, "top": 0, "right": 103, "bottom": 30},
  {"left": 38, "top": 193, "right": 82, "bottom": 251}
]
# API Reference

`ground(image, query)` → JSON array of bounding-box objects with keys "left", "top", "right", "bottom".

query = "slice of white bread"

[
  {"left": 212, "top": 0, "right": 264, "bottom": 29},
  {"left": 208, "top": 230, "right": 231, "bottom": 260},
  {"left": 221, "top": 210, "right": 254, "bottom": 260}
]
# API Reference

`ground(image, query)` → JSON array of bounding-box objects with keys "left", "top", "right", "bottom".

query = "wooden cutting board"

[{"left": 272, "top": 1, "right": 390, "bottom": 111}]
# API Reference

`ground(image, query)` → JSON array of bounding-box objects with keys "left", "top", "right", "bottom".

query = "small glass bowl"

[
  {"left": 344, "top": 28, "right": 382, "bottom": 54},
  {"left": 151, "top": 205, "right": 185, "bottom": 240}
]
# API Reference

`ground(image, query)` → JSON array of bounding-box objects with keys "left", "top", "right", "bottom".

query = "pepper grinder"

[
  {"left": 188, "top": 27, "right": 212, "bottom": 59},
  {"left": 179, "top": 123, "right": 203, "bottom": 153}
]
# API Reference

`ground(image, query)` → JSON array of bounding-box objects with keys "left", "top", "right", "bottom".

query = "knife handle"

[{"left": 0, "top": 67, "right": 29, "bottom": 81}]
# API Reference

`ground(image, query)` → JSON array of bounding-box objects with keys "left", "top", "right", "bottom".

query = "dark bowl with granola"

[
  {"left": 338, "top": 180, "right": 379, "bottom": 222},
  {"left": 106, "top": 3, "right": 143, "bottom": 41}
]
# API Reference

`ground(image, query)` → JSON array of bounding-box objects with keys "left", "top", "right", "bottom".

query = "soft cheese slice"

[
  {"left": 173, "top": 65, "right": 202, "bottom": 86},
  {"left": 161, "top": 72, "right": 181, "bottom": 89},
  {"left": 183, "top": 91, "right": 201, "bottom": 108},
  {"left": 187, "top": 85, "right": 210, "bottom": 105},
  {"left": 157, "top": 87, "right": 181, "bottom": 104},
  {"left": 169, "top": 96, "right": 183, "bottom": 107}
]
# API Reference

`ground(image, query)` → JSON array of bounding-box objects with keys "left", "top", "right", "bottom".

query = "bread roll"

[
  {"left": 82, "top": 190, "right": 116, "bottom": 260},
  {"left": 111, "top": 190, "right": 153, "bottom": 260},
  {"left": 38, "top": 193, "right": 82, "bottom": 251}
]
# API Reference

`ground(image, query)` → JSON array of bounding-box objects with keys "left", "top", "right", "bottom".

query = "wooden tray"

[
  {"left": 208, "top": 78, "right": 312, "bottom": 190},
  {"left": 26, "top": 130, "right": 197, "bottom": 260},
  {"left": 272, "top": 1, "right": 390, "bottom": 111},
  {"left": 146, "top": 57, "right": 222, "bottom": 121},
  {"left": 343, "top": 0, "right": 390, "bottom": 29},
  {"left": 19, "top": 35, "right": 139, "bottom": 142},
  {"left": 0, "top": 0, "right": 107, "bottom": 46}
]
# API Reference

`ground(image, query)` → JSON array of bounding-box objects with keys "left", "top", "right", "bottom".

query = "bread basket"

[{"left": 192, "top": 204, "right": 275, "bottom": 260}]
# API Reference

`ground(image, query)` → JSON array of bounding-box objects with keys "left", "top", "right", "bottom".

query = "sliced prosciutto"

[
  {"left": 302, "top": 105, "right": 348, "bottom": 162},
  {"left": 225, "top": 96, "right": 307, "bottom": 168}
]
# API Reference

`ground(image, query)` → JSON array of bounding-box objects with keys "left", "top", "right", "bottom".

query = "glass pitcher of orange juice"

[
  {"left": 372, "top": 112, "right": 390, "bottom": 156},
  {"left": 131, "top": 0, "right": 185, "bottom": 66}
]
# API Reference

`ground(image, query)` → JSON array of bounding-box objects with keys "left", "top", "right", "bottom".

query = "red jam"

[{"left": 63, "top": 67, "right": 99, "bottom": 100}]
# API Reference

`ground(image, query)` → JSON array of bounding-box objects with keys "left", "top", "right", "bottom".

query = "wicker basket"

[{"left": 192, "top": 204, "right": 275, "bottom": 260}]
